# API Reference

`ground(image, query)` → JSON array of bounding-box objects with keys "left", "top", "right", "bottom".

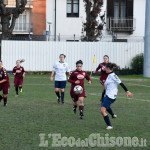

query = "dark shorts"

[
  {"left": 101, "top": 95, "right": 116, "bottom": 109},
  {"left": 0, "top": 84, "right": 10, "bottom": 95},
  {"left": 14, "top": 77, "right": 23, "bottom": 87},
  {"left": 55, "top": 81, "right": 66, "bottom": 89},
  {"left": 70, "top": 88, "right": 86, "bottom": 102},
  {"left": 100, "top": 79, "right": 106, "bottom": 86}
]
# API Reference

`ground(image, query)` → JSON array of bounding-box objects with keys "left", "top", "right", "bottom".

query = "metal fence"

[{"left": 1, "top": 41, "right": 144, "bottom": 71}]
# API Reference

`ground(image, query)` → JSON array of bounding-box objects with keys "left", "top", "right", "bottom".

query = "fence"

[{"left": 1, "top": 41, "right": 144, "bottom": 72}]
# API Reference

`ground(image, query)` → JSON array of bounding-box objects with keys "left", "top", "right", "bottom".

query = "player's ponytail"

[
  {"left": 76, "top": 60, "right": 83, "bottom": 66},
  {"left": 106, "top": 63, "right": 117, "bottom": 70}
]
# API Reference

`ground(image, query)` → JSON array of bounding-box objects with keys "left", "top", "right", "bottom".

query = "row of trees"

[{"left": 0, "top": 0, "right": 104, "bottom": 40}]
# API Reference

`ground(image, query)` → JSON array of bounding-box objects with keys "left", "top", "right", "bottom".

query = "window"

[
  {"left": 67, "top": 0, "right": 79, "bottom": 17},
  {"left": 107, "top": 0, "right": 133, "bottom": 19},
  {"left": 14, "top": 12, "right": 27, "bottom": 32}
]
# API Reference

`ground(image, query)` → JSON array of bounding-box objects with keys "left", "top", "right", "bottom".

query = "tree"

[
  {"left": 0, "top": 0, "right": 27, "bottom": 39},
  {"left": 82, "top": 0, "right": 105, "bottom": 41}
]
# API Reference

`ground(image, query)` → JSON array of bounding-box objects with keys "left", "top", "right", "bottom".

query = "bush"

[
  {"left": 114, "top": 66, "right": 134, "bottom": 75},
  {"left": 131, "top": 53, "right": 144, "bottom": 74}
]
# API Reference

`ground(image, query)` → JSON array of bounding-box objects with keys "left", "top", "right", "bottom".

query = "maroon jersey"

[
  {"left": 0, "top": 67, "right": 10, "bottom": 86},
  {"left": 95, "top": 62, "right": 108, "bottom": 81},
  {"left": 13, "top": 66, "right": 25, "bottom": 79},
  {"left": 68, "top": 70, "right": 91, "bottom": 89}
]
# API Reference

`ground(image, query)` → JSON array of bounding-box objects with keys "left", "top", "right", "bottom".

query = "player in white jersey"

[
  {"left": 101, "top": 63, "right": 133, "bottom": 130},
  {"left": 51, "top": 54, "right": 70, "bottom": 103}
]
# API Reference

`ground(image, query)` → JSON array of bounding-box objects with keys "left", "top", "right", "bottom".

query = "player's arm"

[
  {"left": 0, "top": 79, "right": 7, "bottom": 84},
  {"left": 23, "top": 68, "right": 25, "bottom": 78},
  {"left": 112, "top": 75, "right": 133, "bottom": 98},
  {"left": 12, "top": 68, "right": 16, "bottom": 76},
  {"left": 68, "top": 72, "right": 80, "bottom": 84},
  {"left": 120, "top": 83, "right": 133, "bottom": 98},
  {"left": 50, "top": 70, "right": 55, "bottom": 81},
  {"left": 66, "top": 64, "right": 71, "bottom": 75},
  {"left": 50, "top": 64, "right": 56, "bottom": 81},
  {"left": 85, "top": 72, "right": 92, "bottom": 84},
  {"left": 94, "top": 64, "right": 101, "bottom": 73}
]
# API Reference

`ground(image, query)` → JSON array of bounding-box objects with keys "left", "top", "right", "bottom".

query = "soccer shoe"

[
  {"left": 4, "top": 103, "right": 7, "bottom": 107},
  {"left": 20, "top": 88, "right": 23, "bottom": 93},
  {"left": 15, "top": 94, "right": 18, "bottom": 97},
  {"left": 61, "top": 100, "right": 64, "bottom": 104},
  {"left": 106, "top": 126, "right": 113, "bottom": 130},
  {"left": 112, "top": 114, "right": 117, "bottom": 119}
]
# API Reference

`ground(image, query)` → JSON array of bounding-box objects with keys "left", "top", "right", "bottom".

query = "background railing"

[{"left": 107, "top": 18, "right": 136, "bottom": 32}]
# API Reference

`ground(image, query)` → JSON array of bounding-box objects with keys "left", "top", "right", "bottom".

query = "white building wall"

[
  {"left": 46, "top": 0, "right": 146, "bottom": 42},
  {"left": 2, "top": 41, "right": 144, "bottom": 71}
]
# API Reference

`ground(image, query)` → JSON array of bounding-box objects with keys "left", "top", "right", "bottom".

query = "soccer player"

[
  {"left": 68, "top": 60, "right": 91, "bottom": 119},
  {"left": 0, "top": 61, "right": 10, "bottom": 107},
  {"left": 94, "top": 55, "right": 109, "bottom": 102},
  {"left": 101, "top": 63, "right": 133, "bottom": 130},
  {"left": 51, "top": 54, "right": 70, "bottom": 103},
  {"left": 13, "top": 60, "right": 25, "bottom": 96}
]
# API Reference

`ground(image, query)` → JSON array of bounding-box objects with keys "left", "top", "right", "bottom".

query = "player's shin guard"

[
  {"left": 0, "top": 95, "right": 3, "bottom": 102},
  {"left": 3, "top": 97, "right": 7, "bottom": 106},
  {"left": 55, "top": 91, "right": 60, "bottom": 102},
  {"left": 15, "top": 87, "right": 18, "bottom": 95},
  {"left": 101, "top": 91, "right": 105, "bottom": 101},
  {"left": 107, "top": 107, "right": 114, "bottom": 117},
  {"left": 103, "top": 115, "right": 111, "bottom": 126},
  {"left": 19, "top": 87, "right": 22, "bottom": 92},
  {"left": 73, "top": 105, "right": 77, "bottom": 113},
  {"left": 61, "top": 92, "right": 64, "bottom": 103},
  {"left": 79, "top": 106, "right": 84, "bottom": 119}
]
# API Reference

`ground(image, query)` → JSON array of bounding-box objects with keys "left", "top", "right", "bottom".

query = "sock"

[
  {"left": 61, "top": 92, "right": 64, "bottom": 102},
  {"left": 79, "top": 106, "right": 84, "bottom": 116},
  {"left": 55, "top": 92, "right": 60, "bottom": 99},
  {"left": 0, "top": 95, "right": 2, "bottom": 101},
  {"left": 19, "top": 87, "right": 22, "bottom": 90},
  {"left": 107, "top": 107, "right": 114, "bottom": 117},
  {"left": 73, "top": 105, "right": 77, "bottom": 109},
  {"left": 4, "top": 97, "right": 7, "bottom": 106},
  {"left": 15, "top": 87, "right": 18, "bottom": 95},
  {"left": 104, "top": 115, "right": 111, "bottom": 126}
]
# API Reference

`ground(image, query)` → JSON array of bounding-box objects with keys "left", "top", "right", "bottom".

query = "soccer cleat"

[
  {"left": 61, "top": 100, "right": 64, "bottom": 104},
  {"left": 20, "top": 88, "right": 23, "bottom": 93},
  {"left": 4, "top": 103, "right": 7, "bottom": 107},
  {"left": 15, "top": 94, "right": 18, "bottom": 97},
  {"left": 112, "top": 114, "right": 117, "bottom": 119},
  {"left": 106, "top": 126, "right": 113, "bottom": 130}
]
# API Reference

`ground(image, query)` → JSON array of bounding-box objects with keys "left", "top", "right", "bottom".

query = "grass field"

[{"left": 0, "top": 74, "right": 150, "bottom": 150}]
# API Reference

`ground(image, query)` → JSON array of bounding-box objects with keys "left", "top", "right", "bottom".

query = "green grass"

[{"left": 0, "top": 75, "right": 150, "bottom": 150}]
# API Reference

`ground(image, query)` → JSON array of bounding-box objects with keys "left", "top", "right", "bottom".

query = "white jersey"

[
  {"left": 52, "top": 61, "right": 70, "bottom": 81},
  {"left": 105, "top": 72, "right": 121, "bottom": 99}
]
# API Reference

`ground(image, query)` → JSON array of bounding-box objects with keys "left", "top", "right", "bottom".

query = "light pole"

[
  {"left": 144, "top": 0, "right": 150, "bottom": 77},
  {"left": 47, "top": 21, "right": 52, "bottom": 41}
]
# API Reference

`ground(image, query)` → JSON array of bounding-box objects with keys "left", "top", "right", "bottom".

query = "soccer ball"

[{"left": 74, "top": 85, "right": 83, "bottom": 95}]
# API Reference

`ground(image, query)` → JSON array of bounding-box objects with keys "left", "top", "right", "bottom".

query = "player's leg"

[
  {"left": 73, "top": 98, "right": 78, "bottom": 114},
  {"left": 101, "top": 107, "right": 112, "bottom": 129},
  {"left": 60, "top": 81, "right": 66, "bottom": 103},
  {"left": 78, "top": 97, "right": 84, "bottom": 119},
  {"left": 0, "top": 86, "right": 3, "bottom": 102},
  {"left": 19, "top": 79, "right": 23, "bottom": 93},
  {"left": 60, "top": 88, "right": 65, "bottom": 103},
  {"left": 55, "top": 81, "right": 60, "bottom": 103},
  {"left": 3, "top": 94, "right": 8, "bottom": 107},
  {"left": 14, "top": 78, "right": 19, "bottom": 96},
  {"left": 107, "top": 107, "right": 117, "bottom": 118}
]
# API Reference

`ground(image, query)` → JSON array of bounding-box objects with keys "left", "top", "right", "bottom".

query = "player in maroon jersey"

[
  {"left": 13, "top": 60, "right": 25, "bottom": 96},
  {"left": 94, "top": 55, "right": 109, "bottom": 102},
  {"left": 68, "top": 60, "right": 91, "bottom": 119},
  {"left": 0, "top": 61, "right": 10, "bottom": 107}
]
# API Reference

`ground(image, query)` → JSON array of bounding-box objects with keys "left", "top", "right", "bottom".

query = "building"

[
  {"left": 3, "top": 0, "right": 46, "bottom": 39},
  {"left": 46, "top": 0, "right": 146, "bottom": 42}
]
